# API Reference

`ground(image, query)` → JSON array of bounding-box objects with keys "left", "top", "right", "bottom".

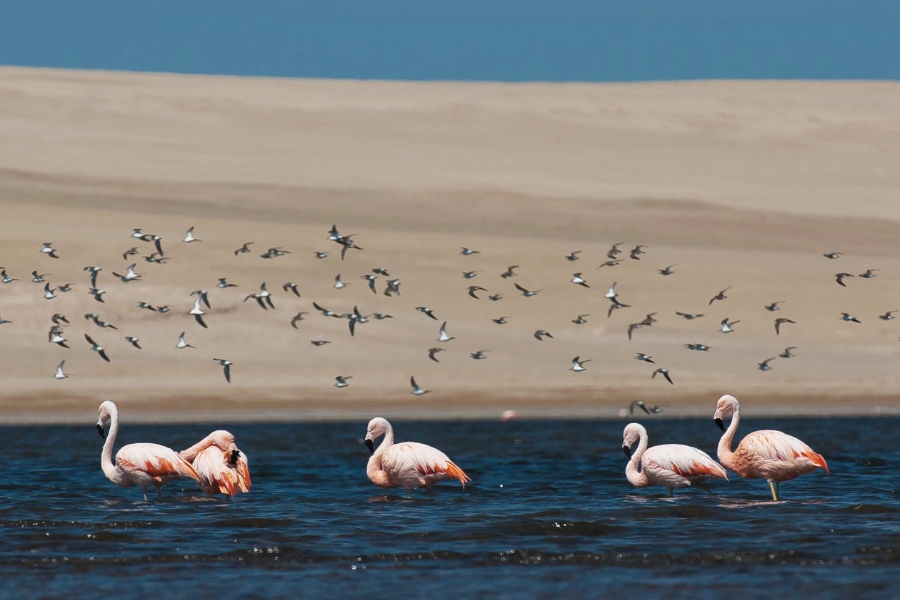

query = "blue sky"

[{"left": 2, "top": 1, "right": 898, "bottom": 81}]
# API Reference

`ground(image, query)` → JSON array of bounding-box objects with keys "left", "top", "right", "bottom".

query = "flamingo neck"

[
  {"left": 101, "top": 412, "right": 119, "bottom": 483},
  {"left": 717, "top": 402, "right": 741, "bottom": 470},
  {"left": 180, "top": 434, "right": 216, "bottom": 462},
  {"left": 366, "top": 424, "right": 395, "bottom": 487},
  {"left": 625, "top": 430, "right": 650, "bottom": 487}
]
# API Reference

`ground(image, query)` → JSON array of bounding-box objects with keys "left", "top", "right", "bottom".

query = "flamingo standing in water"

[
  {"left": 713, "top": 394, "right": 829, "bottom": 501},
  {"left": 622, "top": 423, "right": 728, "bottom": 497},
  {"left": 364, "top": 417, "right": 471, "bottom": 498},
  {"left": 96, "top": 401, "right": 199, "bottom": 501},
  {"left": 179, "top": 430, "right": 251, "bottom": 498}
]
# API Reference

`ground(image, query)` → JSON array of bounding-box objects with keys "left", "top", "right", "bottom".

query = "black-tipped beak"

[
  {"left": 365, "top": 439, "right": 374, "bottom": 454},
  {"left": 715, "top": 418, "right": 725, "bottom": 432},
  {"left": 622, "top": 445, "right": 632, "bottom": 458},
  {"left": 96, "top": 424, "right": 105, "bottom": 439}
]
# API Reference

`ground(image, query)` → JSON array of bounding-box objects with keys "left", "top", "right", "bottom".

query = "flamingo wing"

[
  {"left": 383, "top": 442, "right": 471, "bottom": 487},
  {"left": 192, "top": 446, "right": 252, "bottom": 496},
  {"left": 116, "top": 443, "right": 199, "bottom": 482},
  {"left": 643, "top": 444, "right": 728, "bottom": 480},
  {"left": 739, "top": 430, "right": 829, "bottom": 473}
]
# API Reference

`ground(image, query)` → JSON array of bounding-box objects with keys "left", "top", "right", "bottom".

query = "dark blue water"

[{"left": 0, "top": 418, "right": 897, "bottom": 599}]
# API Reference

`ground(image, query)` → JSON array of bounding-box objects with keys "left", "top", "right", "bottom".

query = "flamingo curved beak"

[
  {"left": 622, "top": 445, "right": 632, "bottom": 458},
  {"left": 715, "top": 418, "right": 725, "bottom": 431},
  {"left": 96, "top": 423, "right": 105, "bottom": 439},
  {"left": 365, "top": 439, "right": 375, "bottom": 453}
]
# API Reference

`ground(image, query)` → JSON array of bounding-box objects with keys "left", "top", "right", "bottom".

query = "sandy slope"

[{"left": 1, "top": 66, "right": 899, "bottom": 423}]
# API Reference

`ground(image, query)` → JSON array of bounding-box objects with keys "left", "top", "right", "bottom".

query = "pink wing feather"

[
  {"left": 386, "top": 442, "right": 471, "bottom": 487},
  {"left": 116, "top": 443, "right": 199, "bottom": 482},
  {"left": 739, "top": 430, "right": 829, "bottom": 473},
  {"left": 192, "top": 446, "right": 252, "bottom": 497},
  {"left": 644, "top": 444, "right": 728, "bottom": 479}
]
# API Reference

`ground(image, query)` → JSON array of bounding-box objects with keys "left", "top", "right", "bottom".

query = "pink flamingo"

[
  {"left": 714, "top": 394, "right": 829, "bottom": 501},
  {"left": 96, "top": 401, "right": 199, "bottom": 501},
  {"left": 179, "top": 430, "right": 251, "bottom": 498},
  {"left": 622, "top": 423, "right": 728, "bottom": 496},
  {"left": 364, "top": 417, "right": 471, "bottom": 498}
]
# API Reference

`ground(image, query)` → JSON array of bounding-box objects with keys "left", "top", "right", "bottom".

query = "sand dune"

[{"left": 1, "top": 66, "right": 899, "bottom": 423}]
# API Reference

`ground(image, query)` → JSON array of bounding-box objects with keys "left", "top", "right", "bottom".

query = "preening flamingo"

[
  {"left": 96, "top": 401, "right": 199, "bottom": 501},
  {"left": 622, "top": 423, "right": 728, "bottom": 497},
  {"left": 179, "top": 430, "right": 251, "bottom": 498},
  {"left": 714, "top": 394, "right": 829, "bottom": 501},
  {"left": 364, "top": 417, "right": 470, "bottom": 498}
]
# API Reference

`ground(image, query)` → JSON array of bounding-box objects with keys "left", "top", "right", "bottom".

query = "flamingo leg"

[
  {"left": 427, "top": 486, "right": 434, "bottom": 499},
  {"left": 142, "top": 489, "right": 149, "bottom": 502},
  {"left": 697, "top": 482, "right": 715, "bottom": 496},
  {"left": 668, "top": 488, "right": 674, "bottom": 498},
  {"left": 407, "top": 489, "right": 412, "bottom": 500},
  {"left": 767, "top": 480, "right": 779, "bottom": 501}
]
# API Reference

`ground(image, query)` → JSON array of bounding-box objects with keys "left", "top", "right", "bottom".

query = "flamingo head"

[
  {"left": 96, "top": 400, "right": 117, "bottom": 438},
  {"left": 621, "top": 423, "right": 646, "bottom": 458},
  {"left": 714, "top": 394, "right": 739, "bottom": 430},
  {"left": 364, "top": 417, "right": 389, "bottom": 453},
  {"left": 208, "top": 430, "right": 237, "bottom": 451}
]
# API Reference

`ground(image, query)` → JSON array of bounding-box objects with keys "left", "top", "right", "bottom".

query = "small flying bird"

[
  {"left": 627, "top": 323, "right": 643, "bottom": 341},
  {"left": 565, "top": 251, "right": 581, "bottom": 261},
  {"left": 500, "top": 265, "right": 519, "bottom": 279},
  {"left": 189, "top": 296, "right": 208, "bottom": 329},
  {"left": 290, "top": 312, "right": 308, "bottom": 328},
  {"left": 234, "top": 242, "right": 254, "bottom": 255},
  {"left": 217, "top": 278, "right": 238, "bottom": 288},
  {"left": 41, "top": 243, "right": 60, "bottom": 259},
  {"left": 460, "top": 247, "right": 480, "bottom": 256},
  {"left": 190, "top": 289, "right": 211, "bottom": 309},
  {"left": 58, "top": 283, "right": 74, "bottom": 293},
  {"left": 878, "top": 310, "right": 898, "bottom": 321},
  {"left": 467, "top": 285, "right": 487, "bottom": 299},
  {"left": 462, "top": 270, "right": 480, "bottom": 279},
  {"left": 244, "top": 283, "right": 275, "bottom": 310},
  {"left": 629, "top": 401, "right": 664, "bottom": 415},
  {"left": 347, "top": 305, "right": 370, "bottom": 336},
  {"left": 213, "top": 359, "right": 233, "bottom": 383},
  {"left": 333, "top": 274, "right": 349, "bottom": 290},
  {"left": 372, "top": 268, "right": 390, "bottom": 276},
  {"left": 83, "top": 266, "right": 101, "bottom": 288},
  {"left": 283, "top": 282, "right": 301, "bottom": 297},
  {"left": 150, "top": 235, "right": 165, "bottom": 256},
  {"left": 157, "top": 305, "right": 171, "bottom": 313},
  {"left": 337, "top": 239, "right": 362, "bottom": 261},
  {"left": 596, "top": 260, "right": 620, "bottom": 269},
  {"left": 640, "top": 313, "right": 658, "bottom": 326},
  {"left": 629, "top": 245, "right": 648, "bottom": 260},
  {"left": 572, "top": 314, "right": 589, "bottom": 325},
  {"left": 313, "top": 251, "right": 329, "bottom": 259},
  {"left": 774, "top": 318, "right": 796, "bottom": 335},
  {"left": 492, "top": 316, "right": 510, "bottom": 325},
  {"left": 360, "top": 275, "right": 378, "bottom": 294},
  {"left": 176, "top": 332, "right": 195, "bottom": 349},
  {"left": 137, "top": 301, "right": 156, "bottom": 311},
  {"left": 51, "top": 314, "right": 69, "bottom": 325},
  {"left": 54, "top": 360, "right": 69, "bottom": 380},
  {"left": 49, "top": 328, "right": 69, "bottom": 348},
  {"left": 125, "top": 336, "right": 142, "bottom": 349},
  {"left": 779, "top": 346, "right": 797, "bottom": 359},
  {"left": 88, "top": 288, "right": 106, "bottom": 303},
  {"left": 112, "top": 264, "right": 142, "bottom": 283},
  {"left": 684, "top": 343, "right": 711, "bottom": 352},
  {"left": 514, "top": 283, "right": 541, "bottom": 297},
  {"left": 260, "top": 247, "right": 291, "bottom": 259},
  {"left": 470, "top": 350, "right": 490, "bottom": 360},
  {"left": 372, "top": 313, "right": 393, "bottom": 320},
  {"left": 570, "top": 356, "right": 590, "bottom": 372},
  {"left": 0, "top": 315, "right": 12, "bottom": 325},
  {"left": 313, "top": 302, "right": 340, "bottom": 317},
  {"left": 488, "top": 294, "right": 503, "bottom": 301},
  {"left": 859, "top": 269, "right": 879, "bottom": 278},
  {"left": 416, "top": 306, "right": 438, "bottom": 320},
  {"left": 676, "top": 311, "right": 704, "bottom": 320},
  {"left": 90, "top": 315, "right": 117, "bottom": 330},
  {"left": 31, "top": 271, "right": 50, "bottom": 283},
  {"left": 427, "top": 347, "right": 445, "bottom": 362},
  {"left": 835, "top": 273, "right": 853, "bottom": 287},
  {"left": 571, "top": 273, "right": 590, "bottom": 288},
  {"left": 310, "top": 340, "right": 331, "bottom": 346},
  {"left": 658, "top": 264, "right": 677, "bottom": 276},
  {"left": 437, "top": 321, "right": 455, "bottom": 342},
  {"left": 122, "top": 247, "right": 139, "bottom": 260},
  {"left": 758, "top": 357, "right": 776, "bottom": 371},
  {"left": 84, "top": 334, "right": 110, "bottom": 362},
  {"left": 409, "top": 376, "right": 430, "bottom": 396},
  {"left": 652, "top": 368, "right": 673, "bottom": 385},
  {"left": 334, "top": 375, "right": 351, "bottom": 389},
  {"left": 604, "top": 282, "right": 618, "bottom": 300},
  {"left": 143, "top": 252, "right": 168, "bottom": 264},
  {"left": 635, "top": 353, "right": 655, "bottom": 364},
  {"left": 534, "top": 330, "right": 554, "bottom": 341},
  {"left": 765, "top": 301, "right": 785, "bottom": 312},
  {"left": 720, "top": 318, "right": 740, "bottom": 333},
  {"left": 709, "top": 287, "right": 731, "bottom": 305},
  {"left": 840, "top": 312, "right": 862, "bottom": 324},
  {"left": 384, "top": 279, "right": 401, "bottom": 297},
  {"left": 823, "top": 252, "right": 842, "bottom": 259},
  {"left": 608, "top": 299, "right": 630, "bottom": 318},
  {"left": 43, "top": 283, "right": 58, "bottom": 300},
  {"left": 607, "top": 242, "right": 624, "bottom": 259},
  {"left": 132, "top": 228, "right": 145, "bottom": 239},
  {"left": 182, "top": 226, "right": 201, "bottom": 243},
  {"left": 1, "top": 269, "right": 17, "bottom": 283}
]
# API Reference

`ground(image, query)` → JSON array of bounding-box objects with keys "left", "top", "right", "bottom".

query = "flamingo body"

[
  {"left": 365, "top": 417, "right": 470, "bottom": 497},
  {"left": 623, "top": 423, "right": 727, "bottom": 496},
  {"left": 180, "top": 430, "right": 251, "bottom": 497},
  {"left": 714, "top": 394, "right": 828, "bottom": 500}
]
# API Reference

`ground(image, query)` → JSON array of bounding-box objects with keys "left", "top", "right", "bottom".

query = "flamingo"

[
  {"left": 96, "top": 401, "right": 199, "bottom": 501},
  {"left": 179, "top": 430, "right": 251, "bottom": 498},
  {"left": 364, "top": 417, "right": 470, "bottom": 498},
  {"left": 622, "top": 423, "right": 728, "bottom": 497},
  {"left": 713, "top": 394, "right": 829, "bottom": 501}
]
